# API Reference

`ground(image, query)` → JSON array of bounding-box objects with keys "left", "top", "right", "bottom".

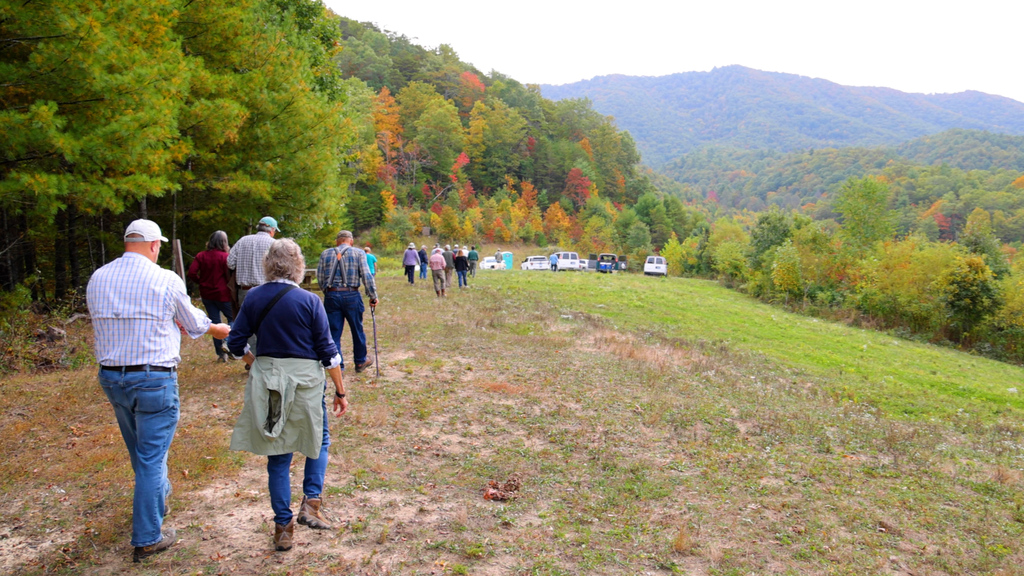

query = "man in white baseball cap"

[
  {"left": 87, "top": 219, "right": 230, "bottom": 561},
  {"left": 123, "top": 219, "right": 170, "bottom": 242}
]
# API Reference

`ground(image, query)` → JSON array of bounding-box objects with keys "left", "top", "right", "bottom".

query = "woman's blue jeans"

[
  {"left": 266, "top": 388, "right": 331, "bottom": 526},
  {"left": 99, "top": 368, "right": 178, "bottom": 547},
  {"left": 201, "top": 298, "right": 234, "bottom": 356},
  {"left": 457, "top": 269, "right": 468, "bottom": 287}
]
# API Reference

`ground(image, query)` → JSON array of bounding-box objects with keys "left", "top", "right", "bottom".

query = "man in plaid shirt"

[
  {"left": 227, "top": 216, "right": 278, "bottom": 354},
  {"left": 316, "top": 230, "right": 378, "bottom": 372}
]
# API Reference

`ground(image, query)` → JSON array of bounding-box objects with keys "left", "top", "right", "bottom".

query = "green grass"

[{"left": 483, "top": 268, "right": 1024, "bottom": 421}]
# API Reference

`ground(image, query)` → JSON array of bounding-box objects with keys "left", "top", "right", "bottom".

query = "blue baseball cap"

[{"left": 258, "top": 216, "right": 279, "bottom": 231}]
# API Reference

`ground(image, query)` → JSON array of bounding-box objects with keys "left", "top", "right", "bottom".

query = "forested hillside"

[
  {"left": 0, "top": 1, "right": 659, "bottom": 299},
  {"left": 661, "top": 130, "right": 1024, "bottom": 242},
  {"left": 541, "top": 66, "right": 1024, "bottom": 167}
]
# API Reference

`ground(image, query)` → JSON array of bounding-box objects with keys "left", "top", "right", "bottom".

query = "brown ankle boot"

[
  {"left": 273, "top": 519, "right": 294, "bottom": 551},
  {"left": 297, "top": 496, "right": 332, "bottom": 529}
]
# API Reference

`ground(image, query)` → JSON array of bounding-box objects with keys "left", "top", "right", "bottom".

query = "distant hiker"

[
  {"left": 403, "top": 242, "right": 419, "bottom": 285},
  {"left": 418, "top": 245, "right": 429, "bottom": 280},
  {"left": 455, "top": 248, "right": 470, "bottom": 289},
  {"left": 228, "top": 216, "right": 278, "bottom": 355},
  {"left": 549, "top": 253, "right": 558, "bottom": 272},
  {"left": 188, "top": 230, "right": 235, "bottom": 361},
  {"left": 494, "top": 249, "right": 503, "bottom": 269},
  {"left": 442, "top": 244, "right": 455, "bottom": 289},
  {"left": 316, "top": 230, "right": 378, "bottom": 373},
  {"left": 364, "top": 246, "right": 378, "bottom": 276},
  {"left": 429, "top": 247, "right": 447, "bottom": 297},
  {"left": 225, "top": 238, "right": 347, "bottom": 553},
  {"left": 468, "top": 245, "right": 479, "bottom": 277},
  {"left": 87, "top": 219, "right": 230, "bottom": 562}
]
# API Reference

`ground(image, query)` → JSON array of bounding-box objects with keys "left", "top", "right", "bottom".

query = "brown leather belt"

[{"left": 326, "top": 286, "right": 359, "bottom": 292}]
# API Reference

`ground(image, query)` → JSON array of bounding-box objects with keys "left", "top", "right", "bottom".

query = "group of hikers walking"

[
  {"left": 88, "top": 216, "right": 382, "bottom": 560},
  {"left": 402, "top": 242, "right": 479, "bottom": 297}
]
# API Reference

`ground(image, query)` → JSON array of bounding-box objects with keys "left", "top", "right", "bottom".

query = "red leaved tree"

[{"left": 563, "top": 168, "right": 592, "bottom": 208}]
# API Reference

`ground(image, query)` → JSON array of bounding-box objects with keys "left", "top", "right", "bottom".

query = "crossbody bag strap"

[{"left": 252, "top": 284, "right": 297, "bottom": 337}]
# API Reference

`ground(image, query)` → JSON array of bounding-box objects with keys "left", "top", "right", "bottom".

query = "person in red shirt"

[{"left": 188, "top": 230, "right": 234, "bottom": 361}]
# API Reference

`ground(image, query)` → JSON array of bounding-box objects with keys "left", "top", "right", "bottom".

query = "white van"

[
  {"left": 552, "top": 251, "right": 580, "bottom": 271},
  {"left": 644, "top": 256, "right": 667, "bottom": 276}
]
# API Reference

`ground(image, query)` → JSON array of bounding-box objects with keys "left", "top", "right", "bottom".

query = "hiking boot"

[
  {"left": 217, "top": 353, "right": 228, "bottom": 363},
  {"left": 273, "top": 519, "right": 294, "bottom": 551},
  {"left": 132, "top": 527, "right": 176, "bottom": 562},
  {"left": 297, "top": 496, "right": 332, "bottom": 529},
  {"left": 354, "top": 360, "right": 373, "bottom": 374}
]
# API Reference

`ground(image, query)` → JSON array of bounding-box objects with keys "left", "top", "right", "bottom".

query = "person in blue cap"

[{"left": 228, "top": 216, "right": 279, "bottom": 354}]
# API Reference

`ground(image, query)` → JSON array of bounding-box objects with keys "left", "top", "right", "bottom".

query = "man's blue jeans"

[
  {"left": 457, "top": 269, "right": 468, "bottom": 287},
  {"left": 324, "top": 290, "right": 367, "bottom": 370},
  {"left": 419, "top": 263, "right": 427, "bottom": 279},
  {"left": 201, "top": 298, "right": 234, "bottom": 356},
  {"left": 99, "top": 368, "right": 178, "bottom": 547},
  {"left": 266, "top": 388, "right": 330, "bottom": 526}
]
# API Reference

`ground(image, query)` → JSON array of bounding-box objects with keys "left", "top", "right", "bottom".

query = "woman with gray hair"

[
  {"left": 225, "top": 238, "right": 347, "bottom": 552},
  {"left": 187, "top": 230, "right": 234, "bottom": 361}
]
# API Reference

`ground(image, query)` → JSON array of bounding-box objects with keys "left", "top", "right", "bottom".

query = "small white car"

[
  {"left": 552, "top": 251, "right": 580, "bottom": 271},
  {"left": 521, "top": 256, "right": 550, "bottom": 270},
  {"left": 644, "top": 255, "right": 667, "bottom": 276},
  {"left": 480, "top": 256, "right": 505, "bottom": 270}
]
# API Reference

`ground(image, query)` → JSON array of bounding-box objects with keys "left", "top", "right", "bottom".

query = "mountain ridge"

[{"left": 540, "top": 66, "right": 1024, "bottom": 167}]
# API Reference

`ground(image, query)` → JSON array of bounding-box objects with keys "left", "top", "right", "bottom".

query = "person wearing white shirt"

[{"left": 87, "top": 219, "right": 230, "bottom": 562}]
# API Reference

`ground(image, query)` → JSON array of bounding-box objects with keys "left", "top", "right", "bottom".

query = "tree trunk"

[
  {"left": 1, "top": 208, "right": 16, "bottom": 290},
  {"left": 19, "top": 213, "right": 39, "bottom": 300},
  {"left": 139, "top": 196, "right": 148, "bottom": 219},
  {"left": 54, "top": 208, "right": 68, "bottom": 300},
  {"left": 68, "top": 203, "right": 81, "bottom": 291}
]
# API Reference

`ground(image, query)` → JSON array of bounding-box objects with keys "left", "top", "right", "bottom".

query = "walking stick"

[{"left": 371, "top": 305, "right": 380, "bottom": 378}]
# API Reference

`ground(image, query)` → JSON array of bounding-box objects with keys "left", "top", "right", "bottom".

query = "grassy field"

[
  {"left": 502, "top": 266, "right": 1024, "bottom": 421},
  {"left": 1, "top": 259, "right": 1022, "bottom": 575}
]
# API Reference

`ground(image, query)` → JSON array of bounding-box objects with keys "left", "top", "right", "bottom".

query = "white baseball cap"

[{"left": 124, "top": 219, "right": 168, "bottom": 242}]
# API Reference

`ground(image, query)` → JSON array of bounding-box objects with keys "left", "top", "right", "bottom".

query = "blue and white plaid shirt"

[
  {"left": 315, "top": 244, "right": 377, "bottom": 300},
  {"left": 227, "top": 231, "right": 275, "bottom": 287},
  {"left": 87, "top": 252, "right": 212, "bottom": 367}
]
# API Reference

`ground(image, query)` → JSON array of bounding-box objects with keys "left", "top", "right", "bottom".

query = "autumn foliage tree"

[{"left": 563, "top": 168, "right": 593, "bottom": 209}]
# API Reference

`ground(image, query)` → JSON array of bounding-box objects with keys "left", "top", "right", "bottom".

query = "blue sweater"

[{"left": 226, "top": 282, "right": 337, "bottom": 366}]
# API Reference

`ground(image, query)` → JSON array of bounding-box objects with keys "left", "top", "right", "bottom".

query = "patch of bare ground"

[{"left": 2, "top": 273, "right": 1023, "bottom": 574}]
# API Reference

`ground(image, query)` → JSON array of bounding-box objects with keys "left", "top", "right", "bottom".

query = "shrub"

[
  {"left": 771, "top": 240, "right": 802, "bottom": 300},
  {"left": 853, "top": 236, "right": 960, "bottom": 334},
  {"left": 978, "top": 272, "right": 1024, "bottom": 360},
  {"left": 0, "top": 284, "right": 34, "bottom": 374},
  {"left": 936, "top": 254, "right": 1002, "bottom": 341},
  {"left": 661, "top": 234, "right": 685, "bottom": 276},
  {"left": 712, "top": 241, "right": 749, "bottom": 286}
]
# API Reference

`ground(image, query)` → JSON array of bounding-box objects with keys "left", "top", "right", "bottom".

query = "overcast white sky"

[{"left": 325, "top": 0, "right": 1024, "bottom": 104}]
